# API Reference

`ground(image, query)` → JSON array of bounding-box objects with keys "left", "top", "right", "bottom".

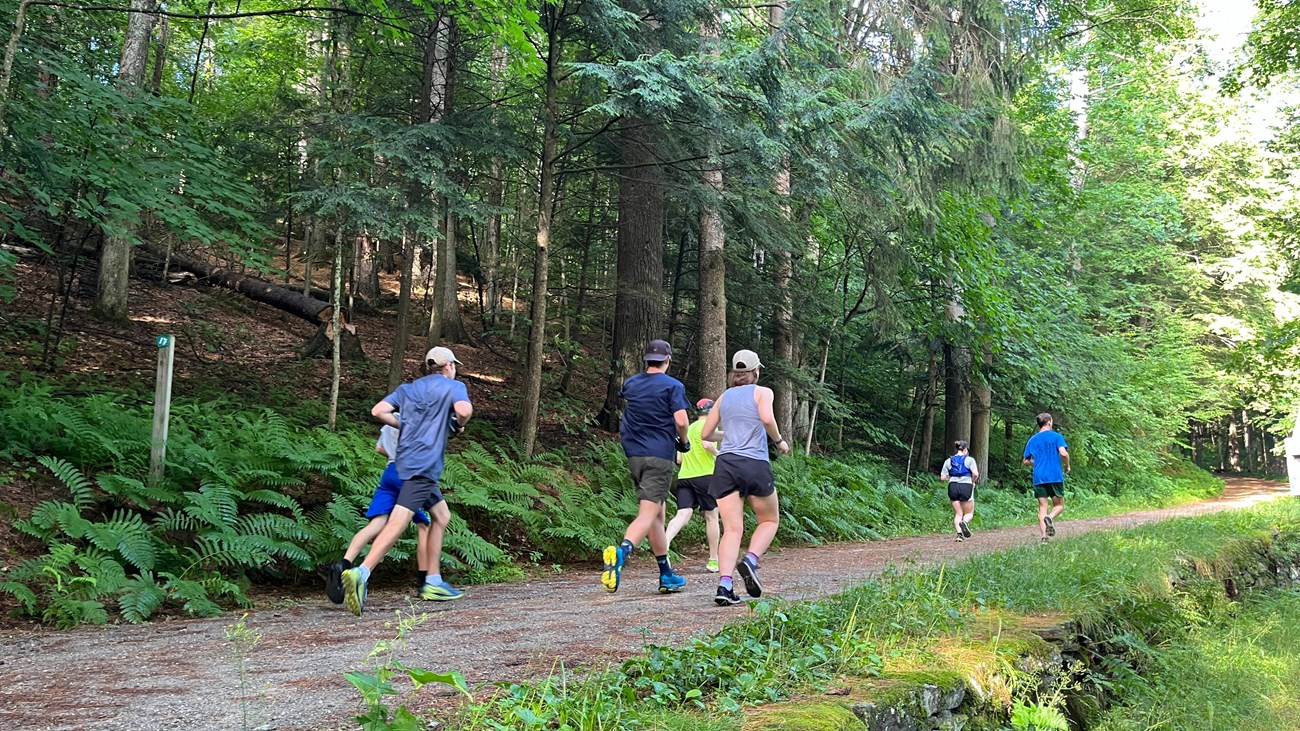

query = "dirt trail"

[{"left": 0, "top": 478, "right": 1290, "bottom": 731}]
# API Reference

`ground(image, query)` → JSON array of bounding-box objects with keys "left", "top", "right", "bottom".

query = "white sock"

[{"left": 424, "top": 573, "right": 442, "bottom": 586}]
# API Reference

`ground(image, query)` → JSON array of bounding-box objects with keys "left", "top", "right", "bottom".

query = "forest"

[
  {"left": 5, "top": 2, "right": 1300, "bottom": 730},
  {"left": 1, "top": 0, "right": 1299, "bottom": 618}
]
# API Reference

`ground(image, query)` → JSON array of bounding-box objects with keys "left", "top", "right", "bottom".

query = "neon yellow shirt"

[{"left": 678, "top": 418, "right": 716, "bottom": 479}]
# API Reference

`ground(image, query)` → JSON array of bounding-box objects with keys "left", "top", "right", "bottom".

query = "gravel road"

[{"left": 0, "top": 478, "right": 1289, "bottom": 731}]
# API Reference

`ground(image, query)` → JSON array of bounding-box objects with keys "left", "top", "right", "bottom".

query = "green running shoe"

[
  {"left": 342, "top": 567, "right": 368, "bottom": 617},
  {"left": 419, "top": 581, "right": 464, "bottom": 601}
]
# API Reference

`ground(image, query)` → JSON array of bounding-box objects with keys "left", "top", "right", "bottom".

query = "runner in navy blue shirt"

[
  {"left": 601, "top": 339, "right": 691, "bottom": 595},
  {"left": 1023, "top": 412, "right": 1070, "bottom": 543},
  {"left": 340, "top": 347, "right": 473, "bottom": 617}
]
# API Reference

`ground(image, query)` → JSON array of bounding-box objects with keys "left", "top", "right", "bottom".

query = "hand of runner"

[
  {"left": 448, "top": 409, "right": 463, "bottom": 435},
  {"left": 674, "top": 436, "right": 691, "bottom": 453},
  {"left": 777, "top": 438, "right": 791, "bottom": 455}
]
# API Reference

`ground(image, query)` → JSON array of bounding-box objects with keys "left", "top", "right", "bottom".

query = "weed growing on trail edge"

[
  {"left": 226, "top": 614, "right": 269, "bottom": 731},
  {"left": 346, "top": 608, "right": 471, "bottom": 731}
]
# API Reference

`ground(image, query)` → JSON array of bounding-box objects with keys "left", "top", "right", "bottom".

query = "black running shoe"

[
  {"left": 737, "top": 556, "right": 763, "bottom": 598},
  {"left": 321, "top": 558, "right": 351, "bottom": 604},
  {"left": 960, "top": 521, "right": 972, "bottom": 538},
  {"left": 715, "top": 586, "right": 742, "bottom": 606},
  {"left": 1044, "top": 515, "right": 1056, "bottom": 537}
]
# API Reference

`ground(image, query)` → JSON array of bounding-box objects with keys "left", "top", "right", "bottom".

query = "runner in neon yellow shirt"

[{"left": 664, "top": 398, "right": 722, "bottom": 572}]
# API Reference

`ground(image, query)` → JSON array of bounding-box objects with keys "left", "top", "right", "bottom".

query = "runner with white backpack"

[{"left": 939, "top": 440, "right": 979, "bottom": 542}]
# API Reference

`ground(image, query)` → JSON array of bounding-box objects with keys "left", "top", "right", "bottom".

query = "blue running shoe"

[
  {"left": 419, "top": 581, "right": 464, "bottom": 601},
  {"left": 658, "top": 572, "right": 686, "bottom": 594},
  {"left": 601, "top": 544, "right": 626, "bottom": 593},
  {"left": 342, "top": 567, "right": 368, "bottom": 617}
]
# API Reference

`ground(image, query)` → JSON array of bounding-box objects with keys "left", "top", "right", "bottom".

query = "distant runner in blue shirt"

[
  {"left": 601, "top": 339, "right": 691, "bottom": 596},
  {"left": 340, "top": 347, "right": 473, "bottom": 617},
  {"left": 1023, "top": 412, "right": 1070, "bottom": 544}
]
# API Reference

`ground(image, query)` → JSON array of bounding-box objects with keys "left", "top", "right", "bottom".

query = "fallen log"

[{"left": 162, "top": 249, "right": 332, "bottom": 324}]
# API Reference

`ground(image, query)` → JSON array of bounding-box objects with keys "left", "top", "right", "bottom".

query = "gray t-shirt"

[
  {"left": 376, "top": 425, "right": 398, "bottom": 464},
  {"left": 940, "top": 455, "right": 977, "bottom": 484}
]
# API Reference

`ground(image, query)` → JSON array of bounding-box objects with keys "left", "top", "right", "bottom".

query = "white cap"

[
  {"left": 425, "top": 346, "right": 462, "bottom": 367},
  {"left": 731, "top": 349, "right": 763, "bottom": 372}
]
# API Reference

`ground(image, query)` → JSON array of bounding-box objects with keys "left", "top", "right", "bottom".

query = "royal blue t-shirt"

[
  {"left": 1023, "top": 430, "right": 1068, "bottom": 485},
  {"left": 619, "top": 371, "right": 690, "bottom": 461},
  {"left": 383, "top": 374, "right": 471, "bottom": 481}
]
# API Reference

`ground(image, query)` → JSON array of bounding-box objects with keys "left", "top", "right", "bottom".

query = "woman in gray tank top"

[{"left": 700, "top": 349, "right": 790, "bottom": 606}]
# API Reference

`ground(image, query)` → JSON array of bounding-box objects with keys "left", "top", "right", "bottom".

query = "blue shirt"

[
  {"left": 1023, "top": 430, "right": 1068, "bottom": 485},
  {"left": 619, "top": 371, "right": 690, "bottom": 461},
  {"left": 383, "top": 375, "right": 471, "bottom": 481}
]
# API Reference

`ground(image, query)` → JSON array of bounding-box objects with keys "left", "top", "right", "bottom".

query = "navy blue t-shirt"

[
  {"left": 383, "top": 374, "right": 471, "bottom": 481},
  {"left": 1023, "top": 429, "right": 1068, "bottom": 485},
  {"left": 619, "top": 371, "right": 690, "bottom": 461}
]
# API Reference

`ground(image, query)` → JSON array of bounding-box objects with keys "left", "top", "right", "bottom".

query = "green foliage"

[
  {"left": 348, "top": 610, "right": 471, "bottom": 731},
  {"left": 456, "top": 497, "right": 1300, "bottom": 730},
  {"left": 1010, "top": 701, "right": 1070, "bottom": 731}
]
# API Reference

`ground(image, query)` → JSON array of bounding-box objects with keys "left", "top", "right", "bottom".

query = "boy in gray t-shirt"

[{"left": 939, "top": 440, "right": 980, "bottom": 542}]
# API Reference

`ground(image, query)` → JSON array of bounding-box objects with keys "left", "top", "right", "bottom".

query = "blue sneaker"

[
  {"left": 419, "top": 581, "right": 464, "bottom": 601},
  {"left": 601, "top": 544, "right": 626, "bottom": 593},
  {"left": 658, "top": 572, "right": 686, "bottom": 594},
  {"left": 342, "top": 567, "right": 368, "bottom": 617}
]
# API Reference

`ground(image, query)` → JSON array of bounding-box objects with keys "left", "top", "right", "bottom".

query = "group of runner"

[{"left": 322, "top": 340, "right": 1071, "bottom": 616}]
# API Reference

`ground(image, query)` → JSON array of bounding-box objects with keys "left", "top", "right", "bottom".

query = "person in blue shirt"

[
  {"left": 601, "top": 339, "right": 692, "bottom": 596},
  {"left": 340, "top": 346, "right": 473, "bottom": 617},
  {"left": 1023, "top": 412, "right": 1070, "bottom": 543}
]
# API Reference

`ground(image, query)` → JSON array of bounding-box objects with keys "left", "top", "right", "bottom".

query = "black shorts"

[
  {"left": 947, "top": 482, "right": 974, "bottom": 502},
  {"left": 708, "top": 454, "right": 775, "bottom": 500},
  {"left": 396, "top": 475, "right": 445, "bottom": 513},
  {"left": 675, "top": 476, "right": 717, "bottom": 511},
  {"left": 1034, "top": 482, "right": 1064, "bottom": 499}
]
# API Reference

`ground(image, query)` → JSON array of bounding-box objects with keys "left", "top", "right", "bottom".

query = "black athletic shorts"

[
  {"left": 396, "top": 475, "right": 445, "bottom": 513},
  {"left": 675, "top": 476, "right": 717, "bottom": 512},
  {"left": 947, "top": 482, "right": 974, "bottom": 502},
  {"left": 708, "top": 454, "right": 775, "bottom": 500},
  {"left": 1033, "top": 482, "right": 1064, "bottom": 499}
]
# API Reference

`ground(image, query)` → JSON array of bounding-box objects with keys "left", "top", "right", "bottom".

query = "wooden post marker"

[{"left": 150, "top": 334, "right": 176, "bottom": 487}]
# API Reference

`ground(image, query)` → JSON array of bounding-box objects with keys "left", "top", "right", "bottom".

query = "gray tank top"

[{"left": 718, "top": 384, "right": 770, "bottom": 462}]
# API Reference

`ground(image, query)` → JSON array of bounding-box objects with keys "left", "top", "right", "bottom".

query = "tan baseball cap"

[
  {"left": 425, "top": 346, "right": 462, "bottom": 367},
  {"left": 731, "top": 349, "right": 763, "bottom": 372}
]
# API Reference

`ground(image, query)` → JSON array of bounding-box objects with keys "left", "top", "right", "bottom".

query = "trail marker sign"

[{"left": 150, "top": 334, "right": 176, "bottom": 486}]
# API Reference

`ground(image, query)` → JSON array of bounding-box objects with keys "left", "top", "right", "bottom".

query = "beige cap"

[
  {"left": 425, "top": 346, "right": 462, "bottom": 367},
  {"left": 731, "top": 349, "right": 763, "bottom": 372}
]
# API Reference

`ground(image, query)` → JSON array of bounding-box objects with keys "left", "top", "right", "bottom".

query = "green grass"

[
  {"left": 1095, "top": 588, "right": 1300, "bottom": 731},
  {"left": 448, "top": 499, "right": 1300, "bottom": 730}
]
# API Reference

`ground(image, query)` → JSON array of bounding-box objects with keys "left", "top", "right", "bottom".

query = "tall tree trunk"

[
  {"left": 388, "top": 231, "right": 416, "bottom": 391},
  {"left": 598, "top": 121, "right": 666, "bottom": 431},
  {"left": 559, "top": 175, "right": 601, "bottom": 396},
  {"left": 943, "top": 342, "right": 972, "bottom": 448},
  {"left": 481, "top": 45, "right": 508, "bottom": 323},
  {"left": 354, "top": 232, "right": 380, "bottom": 302},
  {"left": 519, "top": 11, "right": 559, "bottom": 456},
  {"left": 918, "top": 348, "right": 939, "bottom": 473},
  {"left": 769, "top": 0, "right": 795, "bottom": 443},
  {"left": 436, "top": 205, "right": 467, "bottom": 343},
  {"left": 149, "top": 16, "right": 168, "bottom": 96},
  {"left": 328, "top": 228, "right": 344, "bottom": 429},
  {"left": 696, "top": 8, "right": 727, "bottom": 400},
  {"left": 969, "top": 347, "right": 993, "bottom": 481},
  {"left": 92, "top": 0, "right": 157, "bottom": 322},
  {"left": 421, "top": 13, "right": 457, "bottom": 343}
]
